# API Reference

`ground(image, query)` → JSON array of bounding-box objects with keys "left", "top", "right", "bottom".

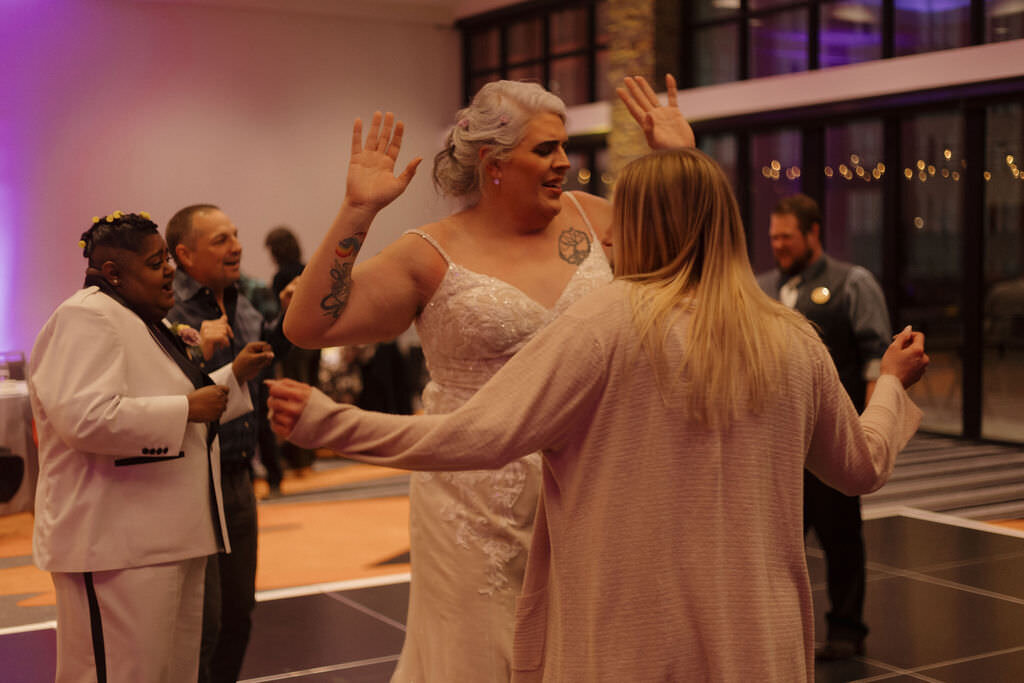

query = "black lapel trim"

[
  {"left": 83, "top": 275, "right": 220, "bottom": 447},
  {"left": 115, "top": 452, "right": 186, "bottom": 467},
  {"left": 83, "top": 572, "right": 108, "bottom": 683}
]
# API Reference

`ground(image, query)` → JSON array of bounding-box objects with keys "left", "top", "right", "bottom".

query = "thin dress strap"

[
  {"left": 564, "top": 192, "right": 599, "bottom": 242},
  {"left": 405, "top": 229, "right": 452, "bottom": 265}
]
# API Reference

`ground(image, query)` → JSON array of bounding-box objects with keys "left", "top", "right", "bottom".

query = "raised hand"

[
  {"left": 199, "top": 315, "right": 233, "bottom": 360},
  {"left": 616, "top": 74, "right": 695, "bottom": 151},
  {"left": 187, "top": 385, "right": 229, "bottom": 423},
  {"left": 265, "top": 378, "right": 313, "bottom": 438},
  {"left": 232, "top": 341, "right": 275, "bottom": 384},
  {"left": 880, "top": 325, "right": 929, "bottom": 388},
  {"left": 345, "top": 111, "right": 423, "bottom": 212}
]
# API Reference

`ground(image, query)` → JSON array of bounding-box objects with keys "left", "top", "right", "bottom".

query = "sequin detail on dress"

[{"left": 407, "top": 197, "right": 612, "bottom": 595}]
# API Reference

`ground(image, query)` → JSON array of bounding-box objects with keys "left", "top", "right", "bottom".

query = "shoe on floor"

[{"left": 815, "top": 639, "right": 864, "bottom": 661}]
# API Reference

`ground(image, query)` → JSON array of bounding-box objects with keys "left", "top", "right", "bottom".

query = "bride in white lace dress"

[{"left": 284, "top": 76, "right": 694, "bottom": 681}]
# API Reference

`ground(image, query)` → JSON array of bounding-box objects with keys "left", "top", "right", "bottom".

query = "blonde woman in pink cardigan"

[
  {"left": 281, "top": 76, "right": 691, "bottom": 682},
  {"left": 269, "top": 148, "right": 928, "bottom": 681}
]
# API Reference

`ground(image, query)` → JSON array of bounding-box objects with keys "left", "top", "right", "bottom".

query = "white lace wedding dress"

[{"left": 391, "top": 194, "right": 611, "bottom": 682}]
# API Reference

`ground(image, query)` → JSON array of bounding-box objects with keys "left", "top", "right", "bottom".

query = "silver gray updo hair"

[{"left": 433, "top": 80, "right": 567, "bottom": 200}]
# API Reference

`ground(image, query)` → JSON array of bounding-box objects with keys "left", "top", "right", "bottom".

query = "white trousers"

[{"left": 51, "top": 556, "right": 207, "bottom": 683}]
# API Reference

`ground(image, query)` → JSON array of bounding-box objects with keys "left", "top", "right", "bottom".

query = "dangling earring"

[{"left": 112, "top": 279, "right": 120, "bottom": 286}]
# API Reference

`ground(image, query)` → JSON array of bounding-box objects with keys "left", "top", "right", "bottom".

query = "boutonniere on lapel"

[
  {"left": 166, "top": 321, "right": 203, "bottom": 362},
  {"left": 172, "top": 322, "right": 201, "bottom": 346}
]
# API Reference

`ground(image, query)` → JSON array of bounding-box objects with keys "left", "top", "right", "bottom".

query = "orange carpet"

[{"left": 0, "top": 462, "right": 410, "bottom": 617}]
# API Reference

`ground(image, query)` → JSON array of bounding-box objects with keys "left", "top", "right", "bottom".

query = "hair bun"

[{"left": 80, "top": 211, "right": 159, "bottom": 262}]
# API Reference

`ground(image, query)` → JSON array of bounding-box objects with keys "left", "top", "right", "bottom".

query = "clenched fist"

[{"left": 187, "top": 385, "right": 230, "bottom": 422}]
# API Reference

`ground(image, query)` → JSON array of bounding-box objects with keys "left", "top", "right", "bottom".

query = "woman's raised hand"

[
  {"left": 616, "top": 74, "right": 695, "bottom": 151},
  {"left": 345, "top": 111, "right": 423, "bottom": 212}
]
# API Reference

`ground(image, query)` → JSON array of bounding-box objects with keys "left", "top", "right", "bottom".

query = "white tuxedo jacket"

[{"left": 29, "top": 286, "right": 251, "bottom": 572}]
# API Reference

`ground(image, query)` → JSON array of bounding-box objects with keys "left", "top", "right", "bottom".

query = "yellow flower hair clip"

[
  {"left": 78, "top": 239, "right": 86, "bottom": 248},
  {"left": 140, "top": 211, "right": 151, "bottom": 220}
]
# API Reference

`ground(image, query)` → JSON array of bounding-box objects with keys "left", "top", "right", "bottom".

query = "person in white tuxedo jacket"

[{"left": 28, "top": 212, "right": 273, "bottom": 683}]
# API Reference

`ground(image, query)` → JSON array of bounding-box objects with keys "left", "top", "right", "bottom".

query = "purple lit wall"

[
  {"left": 0, "top": 1, "right": 35, "bottom": 352},
  {"left": 0, "top": 0, "right": 459, "bottom": 357}
]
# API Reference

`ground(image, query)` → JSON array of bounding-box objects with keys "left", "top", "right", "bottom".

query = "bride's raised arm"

[{"left": 283, "top": 111, "right": 427, "bottom": 349}]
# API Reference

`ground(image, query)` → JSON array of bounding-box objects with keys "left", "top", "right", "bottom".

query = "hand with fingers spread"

[
  {"left": 616, "top": 74, "right": 695, "bottom": 151},
  {"left": 345, "top": 111, "right": 423, "bottom": 213},
  {"left": 265, "top": 378, "right": 314, "bottom": 439}
]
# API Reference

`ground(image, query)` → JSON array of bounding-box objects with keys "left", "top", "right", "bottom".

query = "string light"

[{"left": 758, "top": 148, "right": 1021, "bottom": 183}]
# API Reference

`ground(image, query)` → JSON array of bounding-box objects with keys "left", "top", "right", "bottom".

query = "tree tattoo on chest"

[
  {"left": 320, "top": 232, "right": 365, "bottom": 319},
  {"left": 558, "top": 227, "right": 591, "bottom": 265}
]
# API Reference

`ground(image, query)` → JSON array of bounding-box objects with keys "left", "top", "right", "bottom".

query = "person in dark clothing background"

[
  {"left": 266, "top": 226, "right": 321, "bottom": 472},
  {"left": 757, "top": 193, "right": 892, "bottom": 661}
]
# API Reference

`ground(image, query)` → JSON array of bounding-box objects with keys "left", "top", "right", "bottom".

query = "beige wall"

[{"left": 1, "top": 0, "right": 460, "bottom": 354}]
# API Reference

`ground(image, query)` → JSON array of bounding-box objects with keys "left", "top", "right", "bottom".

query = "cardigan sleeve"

[
  {"left": 288, "top": 312, "right": 606, "bottom": 471},
  {"left": 804, "top": 344, "right": 922, "bottom": 495}
]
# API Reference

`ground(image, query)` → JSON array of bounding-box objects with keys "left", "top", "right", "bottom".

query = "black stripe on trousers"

[{"left": 83, "top": 572, "right": 107, "bottom": 683}]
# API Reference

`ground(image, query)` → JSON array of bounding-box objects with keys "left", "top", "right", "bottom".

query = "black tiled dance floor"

[{"left": 7, "top": 510, "right": 1024, "bottom": 682}]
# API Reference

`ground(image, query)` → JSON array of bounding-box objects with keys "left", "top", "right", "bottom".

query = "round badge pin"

[{"left": 811, "top": 286, "right": 831, "bottom": 304}]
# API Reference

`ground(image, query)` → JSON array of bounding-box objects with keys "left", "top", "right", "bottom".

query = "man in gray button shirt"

[
  {"left": 166, "top": 204, "right": 281, "bottom": 683},
  {"left": 757, "top": 193, "right": 891, "bottom": 661}
]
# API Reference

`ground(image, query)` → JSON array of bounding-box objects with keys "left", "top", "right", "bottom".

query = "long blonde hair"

[{"left": 613, "top": 148, "right": 807, "bottom": 426}]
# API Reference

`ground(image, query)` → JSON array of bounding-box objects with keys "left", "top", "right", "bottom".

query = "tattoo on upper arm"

[
  {"left": 558, "top": 227, "right": 591, "bottom": 266},
  {"left": 320, "top": 233, "right": 365, "bottom": 319}
]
